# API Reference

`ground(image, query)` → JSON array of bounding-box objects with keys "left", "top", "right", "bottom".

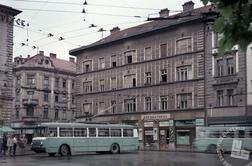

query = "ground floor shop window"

[
  {"left": 144, "top": 129, "right": 154, "bottom": 146},
  {"left": 159, "top": 129, "right": 169, "bottom": 145},
  {"left": 176, "top": 130, "right": 190, "bottom": 145}
]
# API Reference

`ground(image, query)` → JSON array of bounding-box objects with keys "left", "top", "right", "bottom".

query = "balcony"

[
  {"left": 22, "top": 98, "right": 39, "bottom": 106},
  {"left": 22, "top": 116, "right": 39, "bottom": 122}
]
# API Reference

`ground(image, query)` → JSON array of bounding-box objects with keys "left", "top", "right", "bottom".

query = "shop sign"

[
  {"left": 141, "top": 114, "right": 171, "bottom": 121},
  {"left": 159, "top": 121, "right": 170, "bottom": 127},
  {"left": 25, "top": 129, "right": 34, "bottom": 134},
  {"left": 169, "top": 120, "right": 174, "bottom": 126},
  {"left": 0, "top": 14, "right": 14, "bottom": 24},
  {"left": 196, "top": 118, "right": 205, "bottom": 126},
  {"left": 144, "top": 130, "right": 153, "bottom": 135},
  {"left": 144, "top": 122, "right": 153, "bottom": 127},
  {"left": 175, "top": 120, "right": 195, "bottom": 127}
]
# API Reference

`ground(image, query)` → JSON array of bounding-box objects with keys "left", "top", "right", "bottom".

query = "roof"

[
  {"left": 39, "top": 122, "right": 136, "bottom": 128},
  {"left": 69, "top": 5, "right": 215, "bottom": 56},
  {"left": 14, "top": 54, "right": 76, "bottom": 74},
  {"left": 0, "top": 4, "right": 22, "bottom": 16},
  {"left": 50, "top": 57, "right": 76, "bottom": 73}
]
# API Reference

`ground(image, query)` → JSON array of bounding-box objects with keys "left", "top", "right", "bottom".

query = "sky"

[{"left": 2, "top": 0, "right": 204, "bottom": 60}]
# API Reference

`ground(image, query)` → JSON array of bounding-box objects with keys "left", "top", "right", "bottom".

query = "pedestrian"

[
  {"left": 7, "top": 135, "right": 14, "bottom": 156},
  {"left": 12, "top": 135, "right": 17, "bottom": 156},
  {"left": 2, "top": 134, "right": 8, "bottom": 156},
  {"left": 0, "top": 135, "right": 3, "bottom": 156}
]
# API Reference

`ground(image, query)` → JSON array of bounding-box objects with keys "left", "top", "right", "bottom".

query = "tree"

[{"left": 201, "top": 0, "right": 252, "bottom": 54}]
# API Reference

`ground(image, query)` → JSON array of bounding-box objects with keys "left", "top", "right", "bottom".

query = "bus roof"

[{"left": 39, "top": 122, "right": 136, "bottom": 129}]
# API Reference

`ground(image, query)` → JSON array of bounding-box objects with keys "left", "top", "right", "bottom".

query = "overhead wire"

[{"left": 11, "top": 0, "right": 166, "bottom": 11}]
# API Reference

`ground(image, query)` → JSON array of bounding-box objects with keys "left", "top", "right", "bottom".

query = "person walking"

[
  {"left": 7, "top": 135, "right": 14, "bottom": 156},
  {"left": 2, "top": 134, "right": 8, "bottom": 156},
  {"left": 0, "top": 135, "right": 3, "bottom": 156},
  {"left": 12, "top": 135, "right": 17, "bottom": 156}
]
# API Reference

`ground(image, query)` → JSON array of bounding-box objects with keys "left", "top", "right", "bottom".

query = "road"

[{"left": 0, "top": 151, "right": 251, "bottom": 166}]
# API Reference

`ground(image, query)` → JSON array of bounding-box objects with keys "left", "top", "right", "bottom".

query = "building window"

[
  {"left": 27, "top": 91, "right": 34, "bottom": 99},
  {"left": 99, "top": 79, "right": 105, "bottom": 91},
  {"left": 177, "top": 93, "right": 192, "bottom": 109},
  {"left": 145, "top": 72, "right": 151, "bottom": 85},
  {"left": 110, "top": 77, "right": 117, "bottom": 90},
  {"left": 83, "top": 103, "right": 92, "bottom": 115},
  {"left": 26, "top": 107, "right": 34, "bottom": 117},
  {"left": 111, "top": 55, "right": 117, "bottom": 67},
  {"left": 145, "top": 47, "right": 152, "bottom": 60},
  {"left": 176, "top": 65, "right": 192, "bottom": 81},
  {"left": 17, "top": 75, "right": 21, "bottom": 86},
  {"left": 124, "top": 98, "right": 136, "bottom": 113},
  {"left": 99, "top": 57, "right": 105, "bottom": 69},
  {"left": 160, "top": 44, "right": 167, "bottom": 57},
  {"left": 160, "top": 96, "right": 168, "bottom": 110},
  {"left": 145, "top": 97, "right": 152, "bottom": 111},
  {"left": 82, "top": 60, "right": 92, "bottom": 72},
  {"left": 111, "top": 100, "right": 116, "bottom": 114},
  {"left": 72, "top": 81, "right": 75, "bottom": 89},
  {"left": 55, "top": 94, "right": 59, "bottom": 103},
  {"left": 124, "top": 74, "right": 136, "bottom": 88},
  {"left": 227, "top": 89, "right": 234, "bottom": 106},
  {"left": 55, "top": 78, "right": 59, "bottom": 88},
  {"left": 227, "top": 58, "right": 235, "bottom": 75},
  {"left": 83, "top": 81, "right": 92, "bottom": 93},
  {"left": 27, "top": 74, "right": 35, "bottom": 85},
  {"left": 62, "top": 79, "right": 66, "bottom": 88},
  {"left": 62, "top": 110, "right": 66, "bottom": 120},
  {"left": 43, "top": 108, "right": 48, "bottom": 119},
  {"left": 217, "top": 90, "right": 224, "bottom": 107},
  {"left": 71, "top": 95, "right": 75, "bottom": 104},
  {"left": 98, "top": 102, "right": 105, "bottom": 114},
  {"left": 125, "top": 50, "right": 136, "bottom": 64},
  {"left": 55, "top": 109, "right": 59, "bottom": 120},
  {"left": 44, "top": 76, "right": 49, "bottom": 87},
  {"left": 44, "top": 92, "right": 49, "bottom": 102},
  {"left": 160, "top": 69, "right": 167, "bottom": 83},
  {"left": 62, "top": 94, "right": 67, "bottom": 102},
  {"left": 216, "top": 59, "right": 224, "bottom": 76},
  {"left": 16, "top": 109, "right": 19, "bottom": 119},
  {"left": 176, "top": 37, "right": 192, "bottom": 54}
]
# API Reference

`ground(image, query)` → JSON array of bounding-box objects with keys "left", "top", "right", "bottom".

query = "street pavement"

[{"left": 1, "top": 151, "right": 251, "bottom": 166}]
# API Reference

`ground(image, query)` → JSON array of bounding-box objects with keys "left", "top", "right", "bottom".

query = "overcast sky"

[{"left": 2, "top": 0, "right": 203, "bottom": 60}]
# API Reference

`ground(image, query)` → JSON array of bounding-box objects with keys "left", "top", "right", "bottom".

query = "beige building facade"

[{"left": 70, "top": 1, "right": 251, "bottom": 150}]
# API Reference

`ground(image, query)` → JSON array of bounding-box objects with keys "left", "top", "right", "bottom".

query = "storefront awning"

[{"left": 0, "top": 126, "right": 16, "bottom": 133}]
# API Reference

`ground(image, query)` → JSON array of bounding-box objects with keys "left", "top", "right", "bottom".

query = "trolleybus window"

[
  {"left": 111, "top": 129, "right": 122, "bottom": 137},
  {"left": 59, "top": 128, "right": 73, "bottom": 137},
  {"left": 89, "top": 128, "right": 96, "bottom": 137},
  {"left": 74, "top": 128, "right": 87, "bottom": 137},
  {"left": 123, "top": 129, "right": 133, "bottom": 137},
  {"left": 98, "top": 128, "right": 109, "bottom": 137},
  {"left": 48, "top": 128, "right": 57, "bottom": 137}
]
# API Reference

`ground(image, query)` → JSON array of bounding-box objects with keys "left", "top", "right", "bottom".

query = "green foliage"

[{"left": 201, "top": 0, "right": 252, "bottom": 54}]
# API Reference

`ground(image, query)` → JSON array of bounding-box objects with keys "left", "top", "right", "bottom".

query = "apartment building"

[
  {"left": 70, "top": 1, "right": 251, "bottom": 150},
  {"left": 12, "top": 51, "right": 76, "bottom": 143}
]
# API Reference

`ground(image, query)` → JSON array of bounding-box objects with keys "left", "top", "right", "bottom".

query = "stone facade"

[{"left": 0, "top": 4, "right": 21, "bottom": 126}]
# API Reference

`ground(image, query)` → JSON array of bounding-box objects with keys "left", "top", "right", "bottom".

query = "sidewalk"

[{"left": 1, "top": 144, "right": 36, "bottom": 157}]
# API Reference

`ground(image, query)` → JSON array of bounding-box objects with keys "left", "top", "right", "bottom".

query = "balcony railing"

[
  {"left": 22, "top": 116, "right": 39, "bottom": 122},
  {"left": 22, "top": 98, "right": 39, "bottom": 106}
]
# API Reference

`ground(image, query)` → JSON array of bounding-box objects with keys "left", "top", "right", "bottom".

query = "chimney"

[
  {"left": 159, "top": 8, "right": 170, "bottom": 18},
  {"left": 182, "top": 1, "right": 195, "bottom": 12},
  {"left": 27, "top": 55, "right": 30, "bottom": 58},
  {"left": 69, "top": 57, "right": 75, "bottom": 63},
  {"left": 110, "top": 26, "right": 120, "bottom": 34},
  {"left": 49, "top": 53, "right": 57, "bottom": 58},
  {"left": 39, "top": 51, "right": 44, "bottom": 55}
]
